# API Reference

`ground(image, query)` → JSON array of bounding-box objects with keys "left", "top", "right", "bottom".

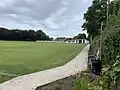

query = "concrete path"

[{"left": 0, "top": 45, "right": 90, "bottom": 90}]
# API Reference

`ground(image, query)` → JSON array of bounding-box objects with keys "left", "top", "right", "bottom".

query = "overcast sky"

[{"left": 0, "top": 0, "right": 92, "bottom": 37}]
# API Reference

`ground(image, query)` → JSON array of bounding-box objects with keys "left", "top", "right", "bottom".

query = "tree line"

[
  {"left": 82, "top": 0, "right": 120, "bottom": 89},
  {"left": 82, "top": 0, "right": 120, "bottom": 40},
  {"left": 0, "top": 27, "right": 53, "bottom": 41},
  {"left": 83, "top": 0, "right": 120, "bottom": 64},
  {"left": 73, "top": 33, "right": 86, "bottom": 39}
]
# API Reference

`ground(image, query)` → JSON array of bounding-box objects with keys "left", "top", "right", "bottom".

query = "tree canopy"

[
  {"left": 82, "top": 0, "right": 107, "bottom": 39},
  {"left": 82, "top": 0, "right": 120, "bottom": 40},
  {"left": 81, "top": 0, "right": 120, "bottom": 89},
  {"left": 73, "top": 33, "right": 86, "bottom": 39},
  {"left": 0, "top": 28, "right": 51, "bottom": 41}
]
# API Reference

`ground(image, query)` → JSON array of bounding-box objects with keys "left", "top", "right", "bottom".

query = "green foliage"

[
  {"left": 110, "top": 0, "right": 120, "bottom": 15},
  {"left": 102, "top": 10, "right": 120, "bottom": 65},
  {"left": 82, "top": 0, "right": 120, "bottom": 40},
  {"left": 55, "top": 84, "right": 61, "bottom": 90},
  {"left": 102, "top": 28, "right": 120, "bottom": 64},
  {"left": 88, "top": 76, "right": 108, "bottom": 90},
  {"left": 82, "top": 1, "right": 120, "bottom": 90},
  {"left": 0, "top": 28, "right": 51, "bottom": 41},
  {"left": 100, "top": 8, "right": 120, "bottom": 90},
  {"left": 82, "top": 0, "right": 107, "bottom": 39},
  {"left": 79, "top": 60, "right": 120, "bottom": 90},
  {"left": 73, "top": 76, "right": 89, "bottom": 90},
  {"left": 101, "top": 58, "right": 120, "bottom": 90},
  {"left": 73, "top": 33, "right": 86, "bottom": 39},
  {"left": 73, "top": 71, "right": 108, "bottom": 90}
]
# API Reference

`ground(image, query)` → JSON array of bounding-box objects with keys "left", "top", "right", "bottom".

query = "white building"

[
  {"left": 54, "top": 37, "right": 66, "bottom": 43},
  {"left": 54, "top": 37, "right": 89, "bottom": 44},
  {"left": 65, "top": 39, "right": 89, "bottom": 44}
]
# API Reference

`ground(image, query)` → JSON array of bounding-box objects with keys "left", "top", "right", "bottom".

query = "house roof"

[{"left": 54, "top": 37, "right": 66, "bottom": 41}]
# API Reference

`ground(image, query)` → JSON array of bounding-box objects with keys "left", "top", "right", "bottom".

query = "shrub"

[
  {"left": 102, "top": 23, "right": 120, "bottom": 65},
  {"left": 102, "top": 11, "right": 120, "bottom": 65},
  {"left": 73, "top": 78, "right": 89, "bottom": 90}
]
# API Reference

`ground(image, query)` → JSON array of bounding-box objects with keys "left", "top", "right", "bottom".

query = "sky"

[{"left": 0, "top": 0, "right": 92, "bottom": 38}]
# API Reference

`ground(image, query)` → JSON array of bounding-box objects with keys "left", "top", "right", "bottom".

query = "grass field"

[{"left": 0, "top": 41, "right": 86, "bottom": 83}]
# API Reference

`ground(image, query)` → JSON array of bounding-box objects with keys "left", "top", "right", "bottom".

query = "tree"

[
  {"left": 82, "top": 0, "right": 120, "bottom": 40},
  {"left": 102, "top": 8, "right": 120, "bottom": 65},
  {"left": 27, "top": 30, "right": 36, "bottom": 41},
  {"left": 36, "top": 30, "right": 49, "bottom": 40},
  {"left": 0, "top": 27, "right": 51, "bottom": 41},
  {"left": 82, "top": 0, "right": 107, "bottom": 39},
  {"left": 73, "top": 33, "right": 86, "bottom": 39}
]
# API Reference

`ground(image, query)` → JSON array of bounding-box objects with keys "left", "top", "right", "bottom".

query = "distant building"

[
  {"left": 54, "top": 37, "right": 66, "bottom": 43},
  {"left": 65, "top": 39, "right": 89, "bottom": 44},
  {"left": 54, "top": 37, "right": 89, "bottom": 44}
]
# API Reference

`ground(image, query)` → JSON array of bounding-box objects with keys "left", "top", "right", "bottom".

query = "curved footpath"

[{"left": 0, "top": 44, "right": 90, "bottom": 90}]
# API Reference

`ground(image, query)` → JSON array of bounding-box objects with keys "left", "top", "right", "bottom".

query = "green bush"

[
  {"left": 73, "top": 77, "right": 89, "bottom": 90},
  {"left": 102, "top": 11, "right": 120, "bottom": 65},
  {"left": 102, "top": 27, "right": 120, "bottom": 64},
  {"left": 55, "top": 85, "right": 61, "bottom": 90}
]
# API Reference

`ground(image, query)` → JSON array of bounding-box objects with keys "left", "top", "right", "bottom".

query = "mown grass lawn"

[{"left": 0, "top": 41, "right": 86, "bottom": 83}]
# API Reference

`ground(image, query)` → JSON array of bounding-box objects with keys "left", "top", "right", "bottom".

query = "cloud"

[{"left": 0, "top": 0, "right": 92, "bottom": 37}]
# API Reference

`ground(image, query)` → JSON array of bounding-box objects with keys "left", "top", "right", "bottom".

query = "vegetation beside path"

[{"left": 76, "top": 0, "right": 120, "bottom": 90}]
